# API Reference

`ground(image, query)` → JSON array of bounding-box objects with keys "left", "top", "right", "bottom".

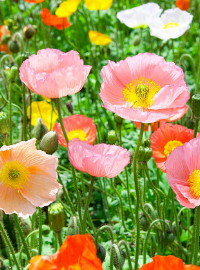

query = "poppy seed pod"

[
  {"left": 48, "top": 202, "right": 66, "bottom": 233},
  {"left": 39, "top": 131, "right": 58, "bottom": 154}
]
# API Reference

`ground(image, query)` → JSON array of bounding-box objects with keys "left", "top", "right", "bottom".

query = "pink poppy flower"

[
  {"left": 151, "top": 123, "right": 196, "bottom": 172},
  {"left": 167, "top": 105, "right": 188, "bottom": 122},
  {"left": 19, "top": 49, "right": 92, "bottom": 98},
  {"left": 0, "top": 139, "right": 61, "bottom": 218},
  {"left": 165, "top": 136, "right": 200, "bottom": 208},
  {"left": 53, "top": 115, "right": 97, "bottom": 147},
  {"left": 68, "top": 140, "right": 130, "bottom": 177},
  {"left": 100, "top": 53, "right": 189, "bottom": 123}
]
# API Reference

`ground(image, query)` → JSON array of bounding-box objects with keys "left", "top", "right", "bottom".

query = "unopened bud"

[
  {"left": 48, "top": 202, "right": 66, "bottom": 233},
  {"left": 8, "top": 66, "right": 18, "bottom": 81},
  {"left": 42, "top": 225, "right": 51, "bottom": 236},
  {"left": 66, "top": 101, "right": 73, "bottom": 114},
  {"left": 96, "top": 244, "right": 106, "bottom": 263},
  {"left": 20, "top": 220, "right": 31, "bottom": 237},
  {"left": 192, "top": 94, "right": 200, "bottom": 119},
  {"left": 39, "top": 131, "right": 58, "bottom": 154},
  {"left": 114, "top": 114, "right": 123, "bottom": 125},
  {"left": 67, "top": 216, "right": 79, "bottom": 235},
  {"left": 8, "top": 40, "right": 20, "bottom": 53},
  {"left": 137, "top": 145, "right": 152, "bottom": 162},
  {"left": 35, "top": 118, "right": 49, "bottom": 141},
  {"left": 160, "top": 229, "right": 175, "bottom": 246},
  {"left": 113, "top": 246, "right": 126, "bottom": 270},
  {"left": 133, "top": 35, "right": 141, "bottom": 46},
  {"left": 56, "top": 189, "right": 64, "bottom": 201},
  {"left": 144, "top": 138, "right": 151, "bottom": 148},
  {"left": 0, "top": 112, "right": 9, "bottom": 134},
  {"left": 1, "top": 34, "right": 11, "bottom": 44},
  {"left": 23, "top": 24, "right": 36, "bottom": 39},
  {"left": 107, "top": 130, "right": 117, "bottom": 144},
  {"left": 139, "top": 212, "right": 150, "bottom": 231}
]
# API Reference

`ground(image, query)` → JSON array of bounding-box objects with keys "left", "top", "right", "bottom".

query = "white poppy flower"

[
  {"left": 117, "top": 3, "right": 162, "bottom": 29},
  {"left": 149, "top": 8, "right": 193, "bottom": 41}
]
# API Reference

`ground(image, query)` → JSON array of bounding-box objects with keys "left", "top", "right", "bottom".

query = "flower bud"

[
  {"left": 23, "top": 24, "right": 36, "bottom": 39},
  {"left": 1, "top": 34, "right": 11, "bottom": 44},
  {"left": 137, "top": 146, "right": 145, "bottom": 162},
  {"left": 137, "top": 145, "right": 152, "bottom": 162},
  {"left": 107, "top": 130, "right": 117, "bottom": 144},
  {"left": 8, "top": 66, "right": 18, "bottom": 81},
  {"left": 56, "top": 188, "right": 64, "bottom": 201},
  {"left": 160, "top": 229, "right": 175, "bottom": 246},
  {"left": 192, "top": 94, "right": 200, "bottom": 119},
  {"left": 114, "top": 114, "right": 123, "bottom": 125},
  {"left": 96, "top": 244, "right": 106, "bottom": 263},
  {"left": 113, "top": 246, "right": 126, "bottom": 270},
  {"left": 0, "top": 112, "right": 9, "bottom": 134},
  {"left": 66, "top": 101, "right": 73, "bottom": 114},
  {"left": 35, "top": 118, "right": 49, "bottom": 141},
  {"left": 133, "top": 35, "right": 141, "bottom": 46},
  {"left": 8, "top": 40, "right": 20, "bottom": 53},
  {"left": 42, "top": 225, "right": 51, "bottom": 236},
  {"left": 139, "top": 212, "right": 150, "bottom": 231},
  {"left": 144, "top": 138, "right": 151, "bottom": 148},
  {"left": 48, "top": 202, "right": 66, "bottom": 233},
  {"left": 39, "top": 131, "right": 58, "bottom": 154},
  {"left": 20, "top": 220, "right": 31, "bottom": 237}
]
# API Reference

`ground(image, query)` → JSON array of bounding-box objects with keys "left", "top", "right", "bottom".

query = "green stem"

[
  {"left": 95, "top": 225, "right": 114, "bottom": 246},
  {"left": 133, "top": 123, "right": 144, "bottom": 270},
  {"left": 194, "top": 119, "right": 199, "bottom": 138},
  {"left": 191, "top": 206, "right": 200, "bottom": 265},
  {"left": 57, "top": 231, "right": 63, "bottom": 246},
  {"left": 56, "top": 98, "right": 68, "bottom": 144},
  {"left": 13, "top": 214, "right": 31, "bottom": 260},
  {"left": 0, "top": 221, "right": 20, "bottom": 270},
  {"left": 22, "top": 85, "right": 27, "bottom": 140},
  {"left": 82, "top": 176, "right": 95, "bottom": 234},
  {"left": 9, "top": 83, "right": 12, "bottom": 144},
  {"left": 38, "top": 208, "right": 43, "bottom": 255}
]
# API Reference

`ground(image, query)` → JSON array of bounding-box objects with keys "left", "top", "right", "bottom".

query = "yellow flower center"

[
  {"left": 0, "top": 161, "right": 29, "bottom": 190},
  {"left": 164, "top": 140, "right": 183, "bottom": 156},
  {"left": 163, "top": 22, "right": 180, "bottom": 30},
  {"left": 122, "top": 76, "right": 161, "bottom": 109},
  {"left": 188, "top": 170, "right": 200, "bottom": 197},
  {"left": 67, "top": 129, "right": 87, "bottom": 141}
]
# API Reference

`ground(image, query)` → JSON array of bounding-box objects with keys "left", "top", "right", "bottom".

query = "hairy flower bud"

[
  {"left": 133, "top": 35, "right": 141, "bottom": 46},
  {"left": 23, "top": 25, "right": 36, "bottom": 40},
  {"left": 8, "top": 40, "right": 20, "bottom": 54},
  {"left": 192, "top": 94, "right": 200, "bottom": 119},
  {"left": 8, "top": 66, "right": 18, "bottom": 81},
  {"left": 39, "top": 131, "right": 58, "bottom": 154},
  {"left": 96, "top": 244, "right": 106, "bottom": 263},
  {"left": 67, "top": 216, "right": 79, "bottom": 235},
  {"left": 66, "top": 101, "right": 74, "bottom": 114},
  {"left": 48, "top": 202, "right": 66, "bottom": 233},
  {"left": 139, "top": 212, "right": 150, "bottom": 231},
  {"left": 107, "top": 130, "right": 117, "bottom": 144},
  {"left": 35, "top": 118, "right": 49, "bottom": 141},
  {"left": 113, "top": 246, "right": 126, "bottom": 270},
  {"left": 160, "top": 229, "right": 175, "bottom": 246}
]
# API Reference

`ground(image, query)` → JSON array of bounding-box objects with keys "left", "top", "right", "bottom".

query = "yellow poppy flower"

[
  {"left": 56, "top": 0, "right": 81, "bottom": 18},
  {"left": 27, "top": 101, "right": 58, "bottom": 130},
  {"left": 84, "top": 0, "right": 113, "bottom": 10},
  {"left": 88, "top": 30, "right": 112, "bottom": 46}
]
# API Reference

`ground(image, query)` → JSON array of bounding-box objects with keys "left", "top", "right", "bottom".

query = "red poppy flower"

[
  {"left": 140, "top": 255, "right": 200, "bottom": 270},
  {"left": 0, "top": 25, "right": 10, "bottom": 52},
  {"left": 53, "top": 115, "right": 97, "bottom": 147},
  {"left": 29, "top": 234, "right": 103, "bottom": 270},
  {"left": 40, "top": 8, "right": 71, "bottom": 30},
  {"left": 175, "top": 0, "right": 190, "bottom": 11}
]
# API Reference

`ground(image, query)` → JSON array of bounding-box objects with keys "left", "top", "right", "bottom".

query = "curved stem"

[
  {"left": 57, "top": 231, "right": 63, "bottom": 246},
  {"left": 95, "top": 225, "right": 114, "bottom": 246},
  {"left": 118, "top": 240, "right": 133, "bottom": 270},
  {"left": 133, "top": 123, "right": 144, "bottom": 270}
]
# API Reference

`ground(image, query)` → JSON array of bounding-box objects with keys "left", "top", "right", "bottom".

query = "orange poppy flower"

[
  {"left": 0, "top": 25, "right": 10, "bottom": 52},
  {"left": 40, "top": 8, "right": 71, "bottom": 30},
  {"left": 140, "top": 255, "right": 200, "bottom": 270},
  {"left": 24, "top": 0, "right": 45, "bottom": 3},
  {"left": 29, "top": 234, "right": 103, "bottom": 270},
  {"left": 175, "top": 0, "right": 190, "bottom": 10},
  {"left": 151, "top": 123, "right": 196, "bottom": 172}
]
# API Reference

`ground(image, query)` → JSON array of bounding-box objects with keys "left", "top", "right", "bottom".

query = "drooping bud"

[
  {"left": 39, "top": 131, "right": 58, "bottom": 154},
  {"left": 35, "top": 118, "right": 49, "bottom": 141},
  {"left": 48, "top": 202, "right": 66, "bottom": 233},
  {"left": 0, "top": 112, "right": 9, "bottom": 134},
  {"left": 133, "top": 35, "right": 141, "bottom": 46},
  {"left": 67, "top": 216, "right": 79, "bottom": 235},
  {"left": 192, "top": 94, "right": 200, "bottom": 119},
  {"left": 139, "top": 212, "right": 150, "bottom": 231},
  {"left": 160, "top": 229, "right": 175, "bottom": 246},
  {"left": 107, "top": 130, "right": 117, "bottom": 144},
  {"left": 8, "top": 40, "right": 20, "bottom": 53},
  {"left": 23, "top": 24, "right": 36, "bottom": 39},
  {"left": 8, "top": 66, "right": 18, "bottom": 81},
  {"left": 114, "top": 114, "right": 123, "bottom": 125},
  {"left": 96, "top": 244, "right": 106, "bottom": 263},
  {"left": 66, "top": 101, "right": 73, "bottom": 114},
  {"left": 113, "top": 246, "right": 126, "bottom": 270}
]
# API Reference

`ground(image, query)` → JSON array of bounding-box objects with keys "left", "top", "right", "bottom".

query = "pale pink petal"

[
  {"left": 59, "top": 50, "right": 84, "bottom": 67},
  {"left": 166, "top": 105, "right": 188, "bottom": 122},
  {"left": 175, "top": 184, "right": 200, "bottom": 208},
  {"left": 182, "top": 137, "right": 200, "bottom": 173},
  {"left": 0, "top": 183, "right": 36, "bottom": 218},
  {"left": 173, "top": 184, "right": 194, "bottom": 208}
]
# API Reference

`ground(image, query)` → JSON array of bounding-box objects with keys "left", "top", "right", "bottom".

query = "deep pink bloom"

[
  {"left": 100, "top": 53, "right": 189, "bottom": 123},
  {"left": 68, "top": 140, "right": 130, "bottom": 177},
  {"left": 53, "top": 115, "right": 97, "bottom": 147},
  {"left": 19, "top": 49, "right": 92, "bottom": 98},
  {"left": 165, "top": 137, "right": 200, "bottom": 208}
]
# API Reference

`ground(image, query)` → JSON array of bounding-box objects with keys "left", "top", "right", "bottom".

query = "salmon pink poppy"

[
  {"left": 40, "top": 8, "right": 71, "bottom": 30},
  {"left": 140, "top": 255, "right": 200, "bottom": 270},
  {"left": 29, "top": 234, "right": 103, "bottom": 270},
  {"left": 0, "top": 139, "right": 61, "bottom": 218},
  {"left": 19, "top": 49, "right": 92, "bottom": 98},
  {"left": 100, "top": 53, "right": 189, "bottom": 123},
  {"left": 151, "top": 123, "right": 196, "bottom": 173},
  {"left": 68, "top": 140, "right": 130, "bottom": 177},
  {"left": 53, "top": 115, "right": 96, "bottom": 147},
  {"left": 176, "top": 0, "right": 190, "bottom": 11},
  {"left": 165, "top": 136, "right": 200, "bottom": 208}
]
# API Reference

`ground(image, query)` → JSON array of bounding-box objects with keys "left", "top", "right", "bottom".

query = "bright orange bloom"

[
  {"left": 140, "top": 255, "right": 200, "bottom": 270},
  {"left": 0, "top": 25, "right": 10, "bottom": 52},
  {"left": 40, "top": 8, "right": 71, "bottom": 30},
  {"left": 151, "top": 123, "right": 196, "bottom": 172},
  {"left": 29, "top": 234, "right": 103, "bottom": 270},
  {"left": 175, "top": 0, "right": 190, "bottom": 10},
  {"left": 24, "top": 0, "right": 45, "bottom": 3}
]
